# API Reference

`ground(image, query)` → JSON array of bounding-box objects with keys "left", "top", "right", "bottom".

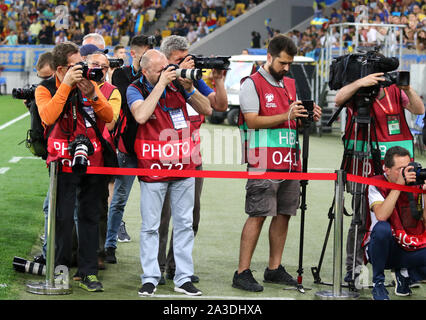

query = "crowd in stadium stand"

[
  {"left": 0, "top": 0, "right": 424, "bottom": 56},
  {"left": 0, "top": 0, "right": 264, "bottom": 47},
  {"left": 278, "top": 0, "right": 426, "bottom": 58}
]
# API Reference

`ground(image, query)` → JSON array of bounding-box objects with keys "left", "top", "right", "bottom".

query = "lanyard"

[
  {"left": 375, "top": 87, "right": 394, "bottom": 114},
  {"left": 140, "top": 76, "right": 174, "bottom": 112}
]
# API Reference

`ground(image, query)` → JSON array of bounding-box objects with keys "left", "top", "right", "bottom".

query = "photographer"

[
  {"left": 128, "top": 49, "right": 211, "bottom": 296},
  {"left": 364, "top": 146, "right": 426, "bottom": 300},
  {"left": 104, "top": 35, "right": 153, "bottom": 264},
  {"left": 335, "top": 64, "right": 425, "bottom": 285},
  {"left": 157, "top": 35, "right": 227, "bottom": 283},
  {"left": 35, "top": 42, "right": 113, "bottom": 292},
  {"left": 233, "top": 35, "right": 321, "bottom": 292}
]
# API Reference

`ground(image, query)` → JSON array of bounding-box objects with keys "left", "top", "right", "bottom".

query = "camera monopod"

[{"left": 284, "top": 101, "right": 315, "bottom": 294}]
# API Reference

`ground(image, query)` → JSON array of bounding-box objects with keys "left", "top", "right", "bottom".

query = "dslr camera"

[
  {"left": 76, "top": 62, "right": 104, "bottom": 82},
  {"left": 12, "top": 84, "right": 38, "bottom": 100},
  {"left": 189, "top": 54, "right": 231, "bottom": 70},
  {"left": 328, "top": 48, "right": 409, "bottom": 91},
  {"left": 68, "top": 134, "right": 94, "bottom": 175},
  {"left": 164, "top": 64, "right": 202, "bottom": 81},
  {"left": 108, "top": 58, "right": 124, "bottom": 69},
  {"left": 406, "top": 162, "right": 426, "bottom": 185}
]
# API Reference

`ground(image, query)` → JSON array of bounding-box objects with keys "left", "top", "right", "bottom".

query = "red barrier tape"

[{"left": 61, "top": 166, "right": 426, "bottom": 194}]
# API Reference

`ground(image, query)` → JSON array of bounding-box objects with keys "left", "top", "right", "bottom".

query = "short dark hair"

[
  {"left": 130, "top": 35, "right": 152, "bottom": 49},
  {"left": 36, "top": 52, "right": 54, "bottom": 71},
  {"left": 114, "top": 45, "right": 125, "bottom": 53},
  {"left": 52, "top": 41, "right": 79, "bottom": 69},
  {"left": 267, "top": 34, "right": 298, "bottom": 58},
  {"left": 384, "top": 146, "right": 411, "bottom": 168}
]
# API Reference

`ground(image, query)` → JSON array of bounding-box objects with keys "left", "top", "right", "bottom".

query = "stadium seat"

[
  {"left": 411, "top": 114, "right": 424, "bottom": 155},
  {"left": 161, "top": 29, "right": 171, "bottom": 38},
  {"left": 85, "top": 15, "right": 95, "bottom": 23},
  {"left": 235, "top": 3, "right": 246, "bottom": 13}
]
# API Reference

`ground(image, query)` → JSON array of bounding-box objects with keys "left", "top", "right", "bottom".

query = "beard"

[{"left": 269, "top": 65, "right": 286, "bottom": 82}]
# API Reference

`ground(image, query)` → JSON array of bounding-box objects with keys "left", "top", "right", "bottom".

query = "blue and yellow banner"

[{"left": 134, "top": 14, "right": 144, "bottom": 34}]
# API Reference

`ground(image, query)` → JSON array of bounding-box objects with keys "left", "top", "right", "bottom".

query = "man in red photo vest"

[
  {"left": 363, "top": 146, "right": 426, "bottom": 300},
  {"left": 35, "top": 42, "right": 114, "bottom": 292},
  {"left": 335, "top": 64, "right": 424, "bottom": 286},
  {"left": 128, "top": 49, "right": 212, "bottom": 297},
  {"left": 233, "top": 34, "right": 322, "bottom": 292}
]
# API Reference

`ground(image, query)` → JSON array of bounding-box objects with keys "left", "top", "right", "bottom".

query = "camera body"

[
  {"left": 407, "top": 162, "right": 426, "bottom": 185},
  {"left": 12, "top": 84, "right": 38, "bottom": 100},
  {"left": 190, "top": 55, "right": 231, "bottom": 70},
  {"left": 301, "top": 100, "right": 314, "bottom": 122},
  {"left": 76, "top": 61, "right": 104, "bottom": 82},
  {"left": 328, "top": 49, "right": 408, "bottom": 91},
  {"left": 68, "top": 134, "right": 94, "bottom": 175},
  {"left": 108, "top": 58, "right": 124, "bottom": 69}
]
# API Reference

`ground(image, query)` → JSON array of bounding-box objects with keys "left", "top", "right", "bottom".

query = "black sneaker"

[
  {"left": 138, "top": 282, "right": 156, "bottom": 297},
  {"left": 264, "top": 265, "right": 298, "bottom": 286},
  {"left": 79, "top": 275, "right": 104, "bottom": 292},
  {"left": 191, "top": 274, "right": 200, "bottom": 283},
  {"left": 105, "top": 247, "right": 117, "bottom": 264},
  {"left": 117, "top": 221, "right": 131, "bottom": 242},
  {"left": 232, "top": 269, "right": 263, "bottom": 292},
  {"left": 174, "top": 281, "right": 202, "bottom": 296}
]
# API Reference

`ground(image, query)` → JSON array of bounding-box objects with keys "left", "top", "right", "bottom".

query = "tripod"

[{"left": 311, "top": 90, "right": 383, "bottom": 290}]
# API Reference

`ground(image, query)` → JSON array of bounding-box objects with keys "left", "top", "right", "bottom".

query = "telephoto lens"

[
  {"left": 175, "top": 68, "right": 202, "bottom": 81},
  {"left": 13, "top": 256, "right": 46, "bottom": 276},
  {"left": 68, "top": 134, "right": 95, "bottom": 175}
]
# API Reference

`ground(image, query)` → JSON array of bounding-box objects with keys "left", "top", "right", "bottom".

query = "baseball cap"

[{"left": 80, "top": 44, "right": 109, "bottom": 57}]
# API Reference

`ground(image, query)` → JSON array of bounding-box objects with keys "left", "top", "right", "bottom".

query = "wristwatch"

[{"left": 90, "top": 94, "right": 99, "bottom": 102}]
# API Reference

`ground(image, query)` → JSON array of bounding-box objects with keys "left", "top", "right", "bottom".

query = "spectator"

[
  {"left": 251, "top": 30, "right": 261, "bottom": 48},
  {"left": 1, "top": 29, "right": 17, "bottom": 45},
  {"left": 55, "top": 30, "right": 67, "bottom": 44}
]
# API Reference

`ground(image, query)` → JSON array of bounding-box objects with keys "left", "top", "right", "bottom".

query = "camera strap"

[
  {"left": 78, "top": 105, "right": 110, "bottom": 151},
  {"left": 406, "top": 192, "right": 423, "bottom": 221}
]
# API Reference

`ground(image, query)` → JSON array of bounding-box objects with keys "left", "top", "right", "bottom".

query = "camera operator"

[
  {"left": 128, "top": 49, "right": 211, "bottom": 296},
  {"left": 34, "top": 41, "right": 114, "bottom": 292},
  {"left": 363, "top": 146, "right": 426, "bottom": 300},
  {"left": 233, "top": 34, "right": 322, "bottom": 292},
  {"left": 104, "top": 35, "right": 153, "bottom": 264},
  {"left": 335, "top": 66, "right": 425, "bottom": 285},
  {"left": 157, "top": 35, "right": 227, "bottom": 284}
]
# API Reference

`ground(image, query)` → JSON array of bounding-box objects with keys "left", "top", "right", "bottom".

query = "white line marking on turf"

[
  {"left": 9, "top": 156, "right": 39, "bottom": 163},
  {"left": 0, "top": 167, "right": 10, "bottom": 174},
  {"left": 0, "top": 112, "right": 29, "bottom": 131},
  {"left": 139, "top": 295, "right": 294, "bottom": 300}
]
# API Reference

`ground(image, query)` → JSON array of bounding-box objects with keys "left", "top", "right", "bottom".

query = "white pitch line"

[
  {"left": 138, "top": 294, "right": 294, "bottom": 300},
  {"left": 0, "top": 112, "right": 29, "bottom": 131},
  {"left": 0, "top": 167, "right": 10, "bottom": 174}
]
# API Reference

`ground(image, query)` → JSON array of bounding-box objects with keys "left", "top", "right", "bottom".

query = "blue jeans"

[
  {"left": 104, "top": 151, "right": 138, "bottom": 249},
  {"left": 367, "top": 221, "right": 426, "bottom": 284},
  {"left": 139, "top": 178, "right": 195, "bottom": 287}
]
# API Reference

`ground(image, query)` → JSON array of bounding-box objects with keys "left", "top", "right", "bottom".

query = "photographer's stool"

[{"left": 0, "top": 77, "right": 6, "bottom": 95}]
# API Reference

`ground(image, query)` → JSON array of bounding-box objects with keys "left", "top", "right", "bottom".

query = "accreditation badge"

[
  {"left": 387, "top": 114, "right": 401, "bottom": 135},
  {"left": 169, "top": 108, "right": 188, "bottom": 130}
]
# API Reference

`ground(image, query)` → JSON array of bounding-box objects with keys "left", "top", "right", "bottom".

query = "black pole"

[{"left": 296, "top": 119, "right": 312, "bottom": 292}]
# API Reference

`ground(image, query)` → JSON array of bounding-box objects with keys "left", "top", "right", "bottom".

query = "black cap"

[{"left": 80, "top": 44, "right": 109, "bottom": 57}]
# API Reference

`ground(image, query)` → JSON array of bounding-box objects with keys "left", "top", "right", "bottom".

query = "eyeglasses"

[{"left": 88, "top": 62, "right": 109, "bottom": 70}]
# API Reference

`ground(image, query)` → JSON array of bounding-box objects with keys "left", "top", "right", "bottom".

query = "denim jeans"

[
  {"left": 104, "top": 151, "right": 138, "bottom": 249},
  {"left": 139, "top": 178, "right": 195, "bottom": 287},
  {"left": 367, "top": 221, "right": 426, "bottom": 284}
]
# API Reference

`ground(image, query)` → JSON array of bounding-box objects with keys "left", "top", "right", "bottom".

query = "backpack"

[
  {"left": 24, "top": 78, "right": 56, "bottom": 160},
  {"left": 111, "top": 66, "right": 141, "bottom": 155}
]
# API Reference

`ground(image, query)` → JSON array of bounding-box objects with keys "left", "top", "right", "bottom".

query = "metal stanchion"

[
  {"left": 26, "top": 161, "right": 72, "bottom": 295},
  {"left": 315, "top": 170, "right": 359, "bottom": 299}
]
